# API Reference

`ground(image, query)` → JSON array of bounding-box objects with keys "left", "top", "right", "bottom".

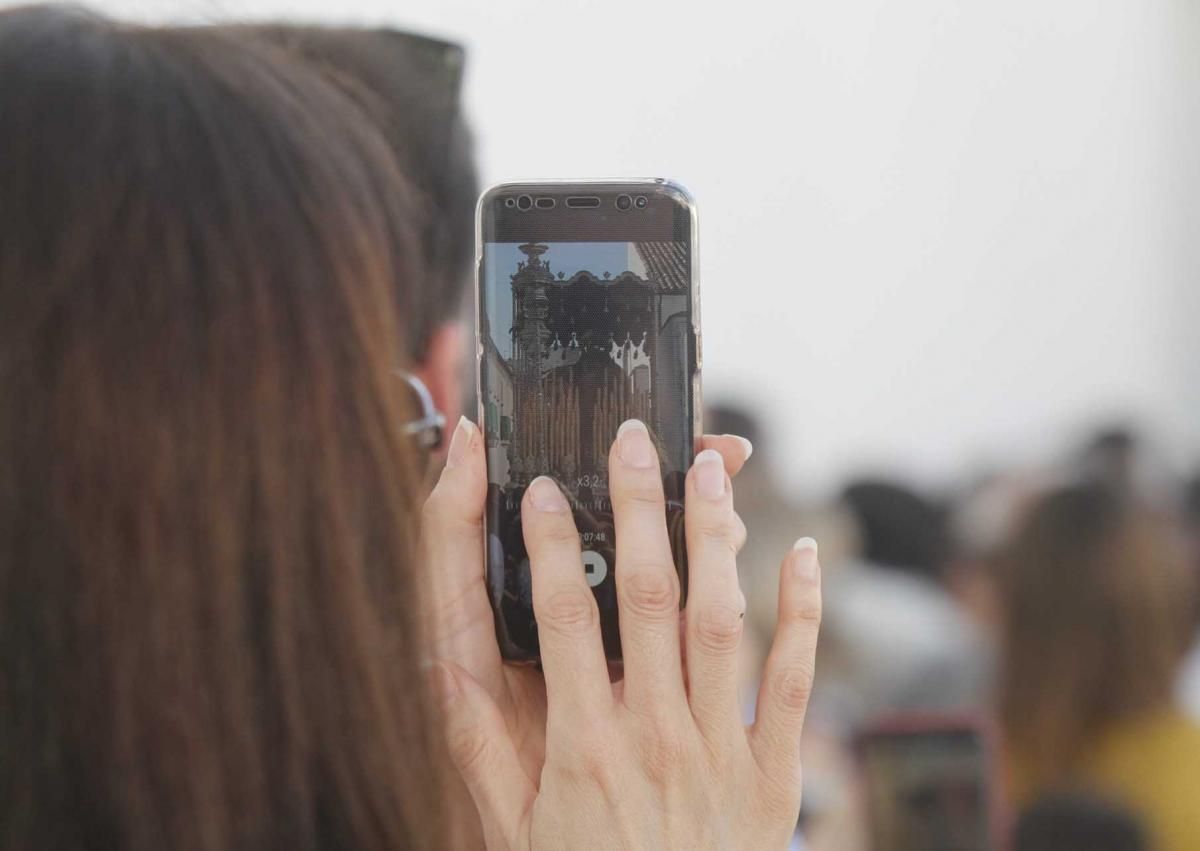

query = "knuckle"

[
  {"left": 733, "top": 514, "right": 748, "bottom": 553},
  {"left": 620, "top": 567, "right": 679, "bottom": 618},
  {"left": 691, "top": 514, "right": 740, "bottom": 554},
  {"left": 538, "top": 587, "right": 598, "bottom": 634},
  {"left": 693, "top": 603, "right": 744, "bottom": 654},
  {"left": 555, "top": 723, "right": 623, "bottom": 798},
  {"left": 638, "top": 716, "right": 690, "bottom": 782},
  {"left": 780, "top": 596, "right": 823, "bottom": 629},
  {"left": 769, "top": 663, "right": 815, "bottom": 713},
  {"left": 757, "top": 766, "right": 803, "bottom": 820},
  {"left": 571, "top": 728, "right": 617, "bottom": 778},
  {"left": 616, "top": 483, "right": 665, "bottom": 510}
]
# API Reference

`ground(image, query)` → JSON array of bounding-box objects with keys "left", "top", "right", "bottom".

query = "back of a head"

[
  {"left": 840, "top": 479, "right": 949, "bottom": 582},
  {"left": 1185, "top": 471, "right": 1200, "bottom": 562},
  {"left": 1186, "top": 472, "right": 1200, "bottom": 622},
  {"left": 0, "top": 7, "right": 445, "bottom": 849},
  {"left": 996, "top": 483, "right": 1194, "bottom": 790},
  {"left": 1077, "top": 425, "right": 1140, "bottom": 495},
  {"left": 1185, "top": 472, "right": 1200, "bottom": 533},
  {"left": 1013, "top": 793, "right": 1150, "bottom": 851},
  {"left": 706, "top": 402, "right": 764, "bottom": 450}
]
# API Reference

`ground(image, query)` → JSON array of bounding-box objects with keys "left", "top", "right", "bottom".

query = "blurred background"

[
  {"left": 71, "top": 1, "right": 1200, "bottom": 848},
  {"left": 94, "top": 0, "right": 1200, "bottom": 494}
]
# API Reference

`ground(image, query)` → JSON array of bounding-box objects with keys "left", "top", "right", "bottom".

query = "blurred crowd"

[{"left": 712, "top": 402, "right": 1200, "bottom": 851}]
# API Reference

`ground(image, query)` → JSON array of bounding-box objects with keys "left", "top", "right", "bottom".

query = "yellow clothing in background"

[{"left": 1012, "top": 709, "right": 1200, "bottom": 851}]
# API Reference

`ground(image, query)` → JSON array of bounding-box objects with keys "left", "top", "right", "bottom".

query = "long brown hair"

[
  {"left": 996, "top": 483, "right": 1194, "bottom": 791},
  {"left": 0, "top": 7, "right": 447, "bottom": 849},
  {"left": 228, "top": 23, "right": 479, "bottom": 360}
]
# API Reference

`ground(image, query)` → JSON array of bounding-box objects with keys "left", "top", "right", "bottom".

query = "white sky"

[{"left": 67, "top": 0, "right": 1200, "bottom": 494}]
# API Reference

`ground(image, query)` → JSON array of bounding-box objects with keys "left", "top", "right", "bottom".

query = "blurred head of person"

[
  {"left": 996, "top": 482, "right": 1195, "bottom": 790},
  {"left": 0, "top": 7, "right": 447, "bottom": 848},
  {"left": 1077, "top": 426, "right": 1140, "bottom": 493},
  {"left": 1013, "top": 792, "right": 1149, "bottom": 851},
  {"left": 1185, "top": 472, "right": 1200, "bottom": 537},
  {"left": 228, "top": 22, "right": 479, "bottom": 437},
  {"left": 944, "top": 472, "right": 1048, "bottom": 635},
  {"left": 706, "top": 402, "right": 764, "bottom": 452},
  {"left": 840, "top": 479, "right": 949, "bottom": 583},
  {"left": 1182, "top": 470, "right": 1200, "bottom": 638}
]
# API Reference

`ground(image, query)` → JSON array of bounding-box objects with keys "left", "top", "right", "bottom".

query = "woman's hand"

[
  {"left": 420, "top": 417, "right": 754, "bottom": 846},
  {"left": 429, "top": 419, "right": 821, "bottom": 851}
]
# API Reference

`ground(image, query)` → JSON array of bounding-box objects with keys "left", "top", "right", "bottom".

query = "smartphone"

[
  {"left": 855, "top": 714, "right": 1000, "bottom": 851},
  {"left": 476, "top": 180, "right": 700, "bottom": 663}
]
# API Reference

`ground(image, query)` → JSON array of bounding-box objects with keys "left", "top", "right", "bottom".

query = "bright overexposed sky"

[{"left": 66, "top": 0, "right": 1200, "bottom": 492}]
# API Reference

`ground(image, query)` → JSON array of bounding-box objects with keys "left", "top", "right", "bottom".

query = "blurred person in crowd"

[
  {"left": 1185, "top": 472, "right": 1200, "bottom": 543},
  {"left": 943, "top": 472, "right": 1043, "bottom": 640},
  {"left": 996, "top": 483, "right": 1200, "bottom": 851},
  {"left": 1012, "top": 793, "right": 1150, "bottom": 851},
  {"left": 815, "top": 479, "right": 989, "bottom": 727},
  {"left": 1077, "top": 426, "right": 1140, "bottom": 495},
  {"left": 1074, "top": 423, "right": 1181, "bottom": 512},
  {"left": 795, "top": 480, "right": 990, "bottom": 851},
  {"left": 0, "top": 9, "right": 814, "bottom": 850},
  {"left": 841, "top": 481, "right": 949, "bottom": 584}
]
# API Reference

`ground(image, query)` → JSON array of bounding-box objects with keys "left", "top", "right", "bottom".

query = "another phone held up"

[
  {"left": 856, "top": 715, "right": 1000, "bottom": 851},
  {"left": 476, "top": 180, "right": 701, "bottom": 664}
]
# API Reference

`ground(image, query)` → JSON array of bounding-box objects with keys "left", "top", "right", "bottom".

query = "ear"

[{"left": 414, "top": 321, "right": 467, "bottom": 448}]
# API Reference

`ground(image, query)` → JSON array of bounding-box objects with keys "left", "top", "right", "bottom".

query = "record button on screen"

[{"left": 582, "top": 550, "right": 608, "bottom": 587}]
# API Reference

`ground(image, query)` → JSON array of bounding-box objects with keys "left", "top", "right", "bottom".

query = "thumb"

[{"left": 433, "top": 661, "right": 535, "bottom": 848}]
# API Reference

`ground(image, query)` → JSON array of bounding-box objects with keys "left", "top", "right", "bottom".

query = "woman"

[
  {"left": 997, "top": 483, "right": 1200, "bottom": 851},
  {"left": 0, "top": 7, "right": 822, "bottom": 850}
]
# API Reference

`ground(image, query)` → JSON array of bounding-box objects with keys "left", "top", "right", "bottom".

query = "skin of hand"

[
  {"left": 423, "top": 418, "right": 821, "bottom": 851},
  {"left": 422, "top": 419, "right": 753, "bottom": 807}
]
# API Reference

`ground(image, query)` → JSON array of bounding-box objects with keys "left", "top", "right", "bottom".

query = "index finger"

[{"left": 522, "top": 476, "right": 613, "bottom": 721}]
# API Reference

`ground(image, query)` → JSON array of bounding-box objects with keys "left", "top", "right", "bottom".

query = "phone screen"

[
  {"left": 478, "top": 184, "right": 698, "bottom": 662},
  {"left": 858, "top": 723, "right": 993, "bottom": 851}
]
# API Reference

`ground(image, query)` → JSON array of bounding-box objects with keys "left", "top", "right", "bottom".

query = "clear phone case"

[{"left": 476, "top": 179, "right": 701, "bottom": 663}]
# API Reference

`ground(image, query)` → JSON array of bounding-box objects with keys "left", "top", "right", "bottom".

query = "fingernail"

[
  {"left": 617, "top": 419, "right": 656, "bottom": 469},
  {"left": 693, "top": 449, "right": 726, "bottom": 499},
  {"left": 528, "top": 476, "right": 569, "bottom": 512},
  {"left": 446, "top": 416, "right": 477, "bottom": 469},
  {"left": 792, "top": 537, "right": 819, "bottom": 581},
  {"left": 427, "top": 661, "right": 460, "bottom": 709},
  {"left": 727, "top": 434, "right": 754, "bottom": 460}
]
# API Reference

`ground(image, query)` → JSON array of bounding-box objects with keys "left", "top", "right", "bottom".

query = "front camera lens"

[
  {"left": 517, "top": 195, "right": 533, "bottom": 211},
  {"left": 635, "top": 196, "right": 648, "bottom": 209},
  {"left": 615, "top": 194, "right": 632, "bottom": 211}
]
